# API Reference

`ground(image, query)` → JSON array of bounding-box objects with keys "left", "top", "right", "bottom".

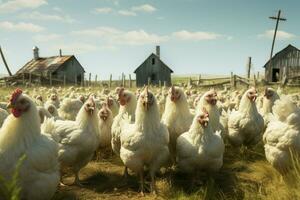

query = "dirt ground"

[{"left": 53, "top": 144, "right": 287, "bottom": 200}]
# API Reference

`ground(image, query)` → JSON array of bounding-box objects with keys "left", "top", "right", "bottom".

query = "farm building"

[
  {"left": 263, "top": 44, "right": 300, "bottom": 83},
  {"left": 14, "top": 46, "right": 85, "bottom": 85},
  {"left": 134, "top": 46, "right": 173, "bottom": 87}
]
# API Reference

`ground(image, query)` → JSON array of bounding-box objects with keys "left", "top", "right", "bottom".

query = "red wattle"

[
  {"left": 12, "top": 108, "right": 22, "bottom": 118},
  {"left": 120, "top": 99, "right": 126, "bottom": 106}
]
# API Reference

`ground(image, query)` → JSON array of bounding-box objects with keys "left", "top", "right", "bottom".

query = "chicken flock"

[{"left": 0, "top": 85, "right": 299, "bottom": 199}]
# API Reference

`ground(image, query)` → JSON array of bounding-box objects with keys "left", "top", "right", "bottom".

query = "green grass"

[{"left": 0, "top": 155, "right": 26, "bottom": 200}]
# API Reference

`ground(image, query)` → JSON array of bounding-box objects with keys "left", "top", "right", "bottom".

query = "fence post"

[
  {"left": 40, "top": 73, "right": 42, "bottom": 86},
  {"left": 159, "top": 80, "right": 162, "bottom": 88},
  {"left": 89, "top": 73, "right": 91, "bottom": 87},
  {"left": 81, "top": 73, "right": 84, "bottom": 87},
  {"left": 129, "top": 74, "right": 132, "bottom": 88},
  {"left": 231, "top": 72, "right": 237, "bottom": 89},
  {"left": 164, "top": 81, "right": 167, "bottom": 87},
  {"left": 197, "top": 74, "right": 201, "bottom": 86},
  {"left": 29, "top": 73, "right": 32, "bottom": 85},
  {"left": 148, "top": 77, "right": 151, "bottom": 86},
  {"left": 64, "top": 74, "right": 66, "bottom": 87},
  {"left": 234, "top": 75, "right": 237, "bottom": 88},
  {"left": 49, "top": 73, "right": 52, "bottom": 86},
  {"left": 109, "top": 74, "right": 112, "bottom": 88},
  {"left": 95, "top": 75, "right": 97, "bottom": 86},
  {"left": 22, "top": 73, "right": 25, "bottom": 86},
  {"left": 253, "top": 74, "right": 257, "bottom": 87}
]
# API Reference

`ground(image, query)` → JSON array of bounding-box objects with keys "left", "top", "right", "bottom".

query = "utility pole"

[
  {"left": 268, "top": 10, "right": 286, "bottom": 81},
  {"left": 247, "top": 57, "right": 251, "bottom": 79},
  {"left": 0, "top": 46, "right": 12, "bottom": 76}
]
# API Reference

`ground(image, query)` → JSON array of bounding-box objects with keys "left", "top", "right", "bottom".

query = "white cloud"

[
  {"left": 119, "top": 30, "right": 168, "bottom": 45},
  {"left": 19, "top": 11, "right": 76, "bottom": 23},
  {"left": 53, "top": 7, "right": 62, "bottom": 12},
  {"left": 0, "top": 21, "right": 44, "bottom": 32},
  {"left": 72, "top": 26, "right": 168, "bottom": 46},
  {"left": 258, "top": 30, "right": 296, "bottom": 40},
  {"left": 172, "top": 30, "right": 222, "bottom": 41},
  {"left": 132, "top": 4, "right": 156, "bottom": 13},
  {"left": 93, "top": 7, "right": 113, "bottom": 14},
  {"left": 118, "top": 10, "right": 136, "bottom": 16},
  {"left": 33, "top": 33, "right": 62, "bottom": 42},
  {"left": 0, "top": 0, "right": 47, "bottom": 13}
]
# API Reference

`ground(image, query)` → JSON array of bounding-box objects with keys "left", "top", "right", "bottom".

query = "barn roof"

[
  {"left": 134, "top": 53, "right": 174, "bottom": 73},
  {"left": 16, "top": 55, "right": 84, "bottom": 74},
  {"left": 263, "top": 44, "right": 300, "bottom": 68}
]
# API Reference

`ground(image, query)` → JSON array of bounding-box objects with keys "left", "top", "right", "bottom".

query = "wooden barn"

[
  {"left": 263, "top": 44, "right": 300, "bottom": 83},
  {"left": 14, "top": 46, "right": 85, "bottom": 85},
  {"left": 134, "top": 46, "right": 173, "bottom": 87}
]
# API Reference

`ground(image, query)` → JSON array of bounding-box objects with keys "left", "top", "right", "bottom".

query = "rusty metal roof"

[{"left": 16, "top": 55, "right": 73, "bottom": 74}]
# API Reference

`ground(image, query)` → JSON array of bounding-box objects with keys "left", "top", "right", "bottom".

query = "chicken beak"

[
  {"left": 89, "top": 107, "right": 94, "bottom": 115},
  {"left": 144, "top": 97, "right": 149, "bottom": 110}
]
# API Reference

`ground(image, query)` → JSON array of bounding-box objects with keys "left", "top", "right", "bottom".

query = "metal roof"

[
  {"left": 134, "top": 53, "right": 174, "bottom": 73},
  {"left": 16, "top": 55, "right": 73, "bottom": 74},
  {"left": 263, "top": 44, "right": 300, "bottom": 68}
]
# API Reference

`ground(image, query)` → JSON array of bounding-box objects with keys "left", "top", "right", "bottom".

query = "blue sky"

[{"left": 0, "top": 0, "right": 299, "bottom": 79}]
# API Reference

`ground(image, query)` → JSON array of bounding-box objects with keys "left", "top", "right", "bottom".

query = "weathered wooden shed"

[
  {"left": 15, "top": 46, "right": 85, "bottom": 84},
  {"left": 134, "top": 46, "right": 173, "bottom": 87},
  {"left": 263, "top": 44, "right": 300, "bottom": 83}
]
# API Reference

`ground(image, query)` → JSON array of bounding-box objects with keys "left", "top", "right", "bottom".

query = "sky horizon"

[{"left": 0, "top": 0, "right": 299, "bottom": 79}]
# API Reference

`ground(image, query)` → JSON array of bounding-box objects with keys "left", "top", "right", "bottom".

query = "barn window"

[{"left": 152, "top": 58, "right": 155, "bottom": 65}]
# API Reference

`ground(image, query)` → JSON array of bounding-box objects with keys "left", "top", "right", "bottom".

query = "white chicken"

[
  {"left": 260, "top": 87, "right": 280, "bottom": 128},
  {"left": 196, "top": 89, "right": 225, "bottom": 135},
  {"left": 0, "top": 108, "right": 9, "bottom": 127},
  {"left": 45, "top": 103, "right": 61, "bottom": 120},
  {"left": 111, "top": 88, "right": 137, "bottom": 156},
  {"left": 161, "top": 86, "right": 194, "bottom": 162},
  {"left": 106, "top": 96, "right": 119, "bottom": 118},
  {"left": 261, "top": 87, "right": 280, "bottom": 116},
  {"left": 0, "top": 89, "right": 60, "bottom": 200},
  {"left": 176, "top": 108, "right": 224, "bottom": 174},
  {"left": 37, "top": 106, "right": 52, "bottom": 123},
  {"left": 98, "top": 103, "right": 113, "bottom": 150},
  {"left": 42, "top": 97, "right": 99, "bottom": 186},
  {"left": 35, "top": 95, "right": 44, "bottom": 106},
  {"left": 46, "top": 93, "right": 60, "bottom": 109},
  {"left": 120, "top": 87, "right": 169, "bottom": 194},
  {"left": 227, "top": 87, "right": 264, "bottom": 147},
  {"left": 58, "top": 97, "right": 83, "bottom": 121},
  {"left": 263, "top": 96, "right": 300, "bottom": 174}
]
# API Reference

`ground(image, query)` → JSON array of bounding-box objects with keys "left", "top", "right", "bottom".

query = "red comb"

[{"left": 10, "top": 88, "right": 22, "bottom": 104}]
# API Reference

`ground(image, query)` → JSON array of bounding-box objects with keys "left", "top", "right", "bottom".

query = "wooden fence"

[
  {"left": 0, "top": 72, "right": 137, "bottom": 88},
  {"left": 186, "top": 73, "right": 254, "bottom": 88}
]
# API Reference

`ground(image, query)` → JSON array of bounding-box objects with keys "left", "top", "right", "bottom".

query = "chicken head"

[
  {"left": 7, "top": 88, "right": 31, "bottom": 118},
  {"left": 247, "top": 87, "right": 258, "bottom": 102}
]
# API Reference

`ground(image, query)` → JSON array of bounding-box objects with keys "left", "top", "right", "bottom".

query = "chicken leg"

[{"left": 139, "top": 170, "right": 145, "bottom": 196}]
